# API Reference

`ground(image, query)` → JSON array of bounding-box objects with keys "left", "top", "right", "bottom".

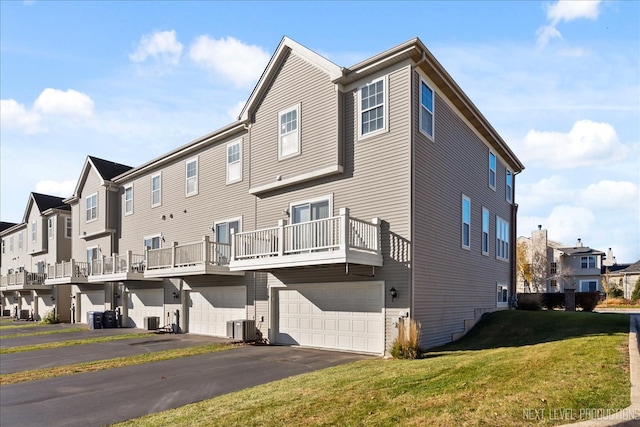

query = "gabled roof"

[
  {"left": 620, "top": 260, "right": 640, "bottom": 274},
  {"left": 67, "top": 156, "right": 133, "bottom": 202},
  {"left": 22, "top": 192, "right": 70, "bottom": 223},
  {"left": 558, "top": 246, "right": 606, "bottom": 256},
  {"left": 0, "top": 222, "right": 17, "bottom": 233}
]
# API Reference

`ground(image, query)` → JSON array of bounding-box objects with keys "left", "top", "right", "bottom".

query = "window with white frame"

[
  {"left": 506, "top": 169, "right": 513, "bottom": 203},
  {"left": 86, "top": 247, "right": 98, "bottom": 273},
  {"left": 186, "top": 157, "right": 198, "bottom": 196},
  {"left": 65, "top": 217, "right": 72, "bottom": 238},
  {"left": 550, "top": 279, "right": 558, "bottom": 288},
  {"left": 9, "top": 235, "right": 14, "bottom": 252},
  {"left": 31, "top": 221, "right": 37, "bottom": 242},
  {"left": 86, "top": 193, "right": 97, "bottom": 222},
  {"left": 124, "top": 184, "right": 133, "bottom": 215},
  {"left": 482, "top": 207, "right": 489, "bottom": 255},
  {"left": 489, "top": 152, "right": 496, "bottom": 190},
  {"left": 580, "top": 280, "right": 598, "bottom": 292},
  {"left": 278, "top": 105, "right": 300, "bottom": 159},
  {"left": 18, "top": 232, "right": 23, "bottom": 250},
  {"left": 461, "top": 195, "right": 471, "bottom": 250},
  {"left": 581, "top": 256, "right": 596, "bottom": 269},
  {"left": 359, "top": 77, "right": 386, "bottom": 137},
  {"left": 151, "top": 173, "right": 161, "bottom": 207},
  {"left": 143, "top": 235, "right": 161, "bottom": 252},
  {"left": 420, "top": 79, "right": 434, "bottom": 138},
  {"left": 289, "top": 196, "right": 332, "bottom": 252},
  {"left": 497, "top": 284, "right": 509, "bottom": 307},
  {"left": 496, "top": 216, "right": 509, "bottom": 260},
  {"left": 227, "top": 140, "right": 242, "bottom": 183},
  {"left": 48, "top": 218, "right": 54, "bottom": 239},
  {"left": 550, "top": 262, "right": 558, "bottom": 275}
]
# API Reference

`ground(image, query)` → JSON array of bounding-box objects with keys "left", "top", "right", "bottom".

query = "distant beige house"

[{"left": 604, "top": 260, "right": 640, "bottom": 299}]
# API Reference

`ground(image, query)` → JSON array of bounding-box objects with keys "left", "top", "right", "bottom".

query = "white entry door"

[
  {"left": 276, "top": 283, "right": 384, "bottom": 354},
  {"left": 188, "top": 286, "right": 246, "bottom": 337}
]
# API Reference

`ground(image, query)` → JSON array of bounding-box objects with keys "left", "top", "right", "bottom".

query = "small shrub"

[
  {"left": 608, "top": 288, "right": 624, "bottom": 298},
  {"left": 41, "top": 309, "right": 60, "bottom": 324},
  {"left": 517, "top": 293, "right": 542, "bottom": 311},
  {"left": 631, "top": 278, "right": 640, "bottom": 303},
  {"left": 576, "top": 292, "right": 600, "bottom": 312},
  {"left": 391, "top": 318, "right": 422, "bottom": 359}
]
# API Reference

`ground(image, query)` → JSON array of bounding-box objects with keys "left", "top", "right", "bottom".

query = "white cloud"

[
  {"left": 33, "top": 88, "right": 94, "bottom": 118},
  {"left": 227, "top": 100, "right": 246, "bottom": 120},
  {"left": 580, "top": 180, "right": 639, "bottom": 212},
  {"left": 536, "top": 0, "right": 603, "bottom": 48},
  {"left": 35, "top": 180, "right": 76, "bottom": 198},
  {"left": 522, "top": 120, "right": 627, "bottom": 169},
  {"left": 519, "top": 205, "right": 596, "bottom": 244},
  {"left": 0, "top": 99, "right": 44, "bottom": 133},
  {"left": 129, "top": 30, "right": 183, "bottom": 73},
  {"left": 189, "top": 36, "right": 269, "bottom": 88}
]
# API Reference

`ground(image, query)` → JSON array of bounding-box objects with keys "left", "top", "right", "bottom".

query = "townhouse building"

[
  {"left": 1, "top": 193, "right": 72, "bottom": 320},
  {"left": 40, "top": 36, "right": 523, "bottom": 354}
]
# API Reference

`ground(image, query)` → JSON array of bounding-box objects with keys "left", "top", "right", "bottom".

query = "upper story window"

[
  {"left": 581, "top": 256, "right": 596, "bottom": 269},
  {"left": 461, "top": 195, "right": 471, "bottom": 250},
  {"left": 86, "top": 193, "right": 98, "bottom": 222},
  {"left": 143, "top": 235, "right": 161, "bottom": 252},
  {"left": 278, "top": 105, "right": 300, "bottom": 159},
  {"left": 489, "top": 152, "right": 497, "bottom": 190},
  {"left": 124, "top": 184, "right": 133, "bottom": 215},
  {"left": 506, "top": 169, "right": 513, "bottom": 203},
  {"left": 482, "top": 207, "right": 489, "bottom": 255},
  {"left": 48, "top": 218, "right": 54, "bottom": 239},
  {"left": 151, "top": 173, "right": 161, "bottom": 207},
  {"left": 17, "top": 231, "right": 23, "bottom": 250},
  {"left": 550, "top": 262, "right": 558, "bottom": 275},
  {"left": 227, "top": 140, "right": 242, "bottom": 183},
  {"left": 9, "top": 235, "right": 14, "bottom": 252},
  {"left": 420, "top": 79, "right": 434, "bottom": 139},
  {"left": 186, "top": 157, "right": 198, "bottom": 196},
  {"left": 359, "top": 77, "right": 387, "bottom": 138},
  {"left": 65, "top": 217, "right": 72, "bottom": 239},
  {"left": 31, "top": 221, "right": 37, "bottom": 242},
  {"left": 496, "top": 216, "right": 509, "bottom": 261}
]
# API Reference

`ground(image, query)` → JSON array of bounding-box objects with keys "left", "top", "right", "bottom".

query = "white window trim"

[
  {"left": 31, "top": 221, "right": 37, "bottom": 243},
  {"left": 419, "top": 77, "right": 435, "bottom": 140},
  {"left": 481, "top": 207, "right": 489, "bottom": 256},
  {"left": 124, "top": 184, "right": 134, "bottom": 216},
  {"left": 288, "top": 194, "right": 334, "bottom": 221},
  {"left": 86, "top": 192, "right": 98, "bottom": 223},
  {"left": 506, "top": 168, "right": 513, "bottom": 203},
  {"left": 18, "top": 231, "right": 23, "bottom": 249},
  {"left": 226, "top": 139, "right": 243, "bottom": 184},
  {"left": 580, "top": 255, "right": 597, "bottom": 269},
  {"left": 214, "top": 217, "right": 243, "bottom": 239},
  {"left": 151, "top": 173, "right": 162, "bottom": 208},
  {"left": 48, "top": 218, "right": 54, "bottom": 240},
  {"left": 65, "top": 217, "right": 72, "bottom": 239},
  {"left": 9, "top": 235, "right": 14, "bottom": 252},
  {"left": 579, "top": 279, "right": 599, "bottom": 292},
  {"left": 496, "top": 216, "right": 509, "bottom": 261},
  {"left": 461, "top": 194, "right": 471, "bottom": 250},
  {"left": 489, "top": 151, "right": 497, "bottom": 191},
  {"left": 497, "top": 283, "right": 509, "bottom": 307},
  {"left": 358, "top": 75, "right": 388, "bottom": 140},
  {"left": 86, "top": 245, "right": 99, "bottom": 266},
  {"left": 143, "top": 234, "right": 162, "bottom": 253},
  {"left": 185, "top": 157, "right": 199, "bottom": 197},
  {"left": 278, "top": 104, "right": 301, "bottom": 160}
]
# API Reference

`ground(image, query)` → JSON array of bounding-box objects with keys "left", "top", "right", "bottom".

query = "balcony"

[
  {"left": 143, "top": 236, "right": 244, "bottom": 278},
  {"left": 89, "top": 251, "right": 159, "bottom": 283},
  {"left": 1, "top": 271, "right": 51, "bottom": 291},
  {"left": 229, "top": 208, "right": 383, "bottom": 271},
  {"left": 45, "top": 260, "right": 89, "bottom": 285}
]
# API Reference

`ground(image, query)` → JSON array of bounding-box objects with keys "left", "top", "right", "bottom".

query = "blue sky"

[{"left": 1, "top": 0, "right": 639, "bottom": 262}]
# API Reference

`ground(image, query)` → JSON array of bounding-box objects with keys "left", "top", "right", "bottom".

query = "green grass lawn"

[
  {"left": 0, "top": 333, "right": 152, "bottom": 354},
  {"left": 116, "top": 311, "right": 631, "bottom": 427}
]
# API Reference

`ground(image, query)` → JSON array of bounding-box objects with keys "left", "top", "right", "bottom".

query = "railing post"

[
  {"left": 171, "top": 242, "right": 177, "bottom": 268},
  {"left": 202, "top": 235, "right": 210, "bottom": 265},
  {"left": 278, "top": 220, "right": 285, "bottom": 256},
  {"left": 339, "top": 208, "right": 349, "bottom": 252},
  {"left": 70, "top": 259, "right": 76, "bottom": 278},
  {"left": 126, "top": 250, "right": 132, "bottom": 273},
  {"left": 372, "top": 217, "right": 381, "bottom": 253},
  {"left": 230, "top": 229, "right": 236, "bottom": 262}
]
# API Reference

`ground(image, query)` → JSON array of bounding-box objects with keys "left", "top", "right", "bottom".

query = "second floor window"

[
  {"left": 151, "top": 174, "right": 161, "bottom": 207},
  {"left": 420, "top": 79, "right": 434, "bottom": 138},
  {"left": 227, "top": 140, "right": 242, "bottom": 183},
  {"left": 489, "top": 152, "right": 496, "bottom": 190},
  {"left": 186, "top": 158, "right": 198, "bottom": 196},
  {"left": 124, "top": 185, "right": 133, "bottom": 215},
  {"left": 506, "top": 169, "right": 513, "bottom": 203},
  {"left": 496, "top": 217, "right": 509, "bottom": 261},
  {"left": 18, "top": 232, "right": 23, "bottom": 250},
  {"left": 278, "top": 106, "right": 300, "bottom": 159},
  {"left": 581, "top": 256, "right": 596, "bottom": 269},
  {"left": 143, "top": 235, "right": 161, "bottom": 251},
  {"left": 31, "top": 221, "right": 37, "bottom": 242},
  {"left": 550, "top": 262, "right": 558, "bottom": 275},
  {"left": 48, "top": 218, "right": 54, "bottom": 239},
  {"left": 65, "top": 217, "right": 72, "bottom": 238},
  {"left": 359, "top": 77, "right": 386, "bottom": 137},
  {"left": 86, "top": 193, "right": 97, "bottom": 222},
  {"left": 461, "top": 195, "right": 471, "bottom": 250},
  {"left": 482, "top": 207, "right": 489, "bottom": 255},
  {"left": 9, "top": 235, "right": 14, "bottom": 252}
]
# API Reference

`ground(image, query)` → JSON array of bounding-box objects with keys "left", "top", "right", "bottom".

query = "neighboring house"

[
  {"left": 43, "top": 36, "right": 524, "bottom": 354},
  {"left": 1, "top": 193, "right": 73, "bottom": 320},
  {"left": 517, "top": 226, "right": 605, "bottom": 293},
  {"left": 604, "top": 260, "right": 640, "bottom": 299}
]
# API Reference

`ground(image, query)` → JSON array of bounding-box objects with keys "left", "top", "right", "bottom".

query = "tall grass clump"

[
  {"left": 41, "top": 309, "right": 60, "bottom": 324},
  {"left": 391, "top": 318, "right": 422, "bottom": 359}
]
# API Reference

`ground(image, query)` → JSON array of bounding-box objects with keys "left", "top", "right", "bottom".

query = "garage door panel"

[
  {"left": 127, "top": 289, "right": 164, "bottom": 329},
  {"left": 276, "top": 284, "right": 383, "bottom": 354},
  {"left": 188, "top": 286, "right": 246, "bottom": 337}
]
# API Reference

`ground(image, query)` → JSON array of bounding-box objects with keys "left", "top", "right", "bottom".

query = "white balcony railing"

[
  {"left": 47, "top": 260, "right": 89, "bottom": 280},
  {"left": 230, "top": 208, "right": 382, "bottom": 270},
  {"left": 0, "top": 271, "right": 47, "bottom": 287},
  {"left": 90, "top": 251, "right": 146, "bottom": 276},
  {"left": 145, "top": 236, "right": 231, "bottom": 272}
]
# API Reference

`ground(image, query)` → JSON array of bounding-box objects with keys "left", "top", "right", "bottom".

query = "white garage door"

[
  {"left": 188, "top": 286, "right": 246, "bottom": 337},
  {"left": 127, "top": 288, "right": 164, "bottom": 329},
  {"left": 276, "top": 283, "right": 384, "bottom": 354},
  {"left": 36, "top": 295, "right": 55, "bottom": 321},
  {"left": 80, "top": 290, "right": 105, "bottom": 324}
]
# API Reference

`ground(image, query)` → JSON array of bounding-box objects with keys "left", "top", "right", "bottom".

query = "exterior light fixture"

[{"left": 390, "top": 287, "right": 398, "bottom": 300}]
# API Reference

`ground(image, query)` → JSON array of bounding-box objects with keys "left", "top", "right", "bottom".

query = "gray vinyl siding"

[
  {"left": 251, "top": 65, "right": 413, "bottom": 348},
  {"left": 1, "top": 226, "right": 28, "bottom": 274},
  {"left": 78, "top": 168, "right": 106, "bottom": 237},
  {"left": 412, "top": 71, "right": 513, "bottom": 349},
  {"left": 118, "top": 132, "right": 252, "bottom": 255},
  {"left": 249, "top": 51, "right": 341, "bottom": 190},
  {"left": 57, "top": 214, "right": 72, "bottom": 262}
]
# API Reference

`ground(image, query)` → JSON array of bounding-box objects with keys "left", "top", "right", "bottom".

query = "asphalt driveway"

[{"left": 0, "top": 323, "right": 373, "bottom": 426}]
